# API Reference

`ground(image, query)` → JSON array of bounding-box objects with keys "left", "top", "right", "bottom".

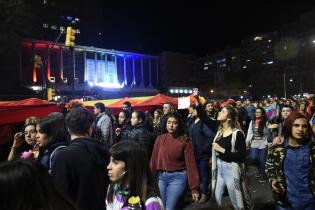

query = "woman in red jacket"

[{"left": 150, "top": 112, "right": 200, "bottom": 210}]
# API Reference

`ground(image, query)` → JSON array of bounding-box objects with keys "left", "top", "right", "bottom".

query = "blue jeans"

[
  {"left": 197, "top": 159, "right": 210, "bottom": 195},
  {"left": 158, "top": 170, "right": 187, "bottom": 210},
  {"left": 275, "top": 203, "right": 315, "bottom": 210},
  {"left": 214, "top": 159, "right": 239, "bottom": 210},
  {"left": 250, "top": 147, "right": 267, "bottom": 176}
]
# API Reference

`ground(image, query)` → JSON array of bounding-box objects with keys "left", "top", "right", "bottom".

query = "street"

[{"left": 181, "top": 163, "right": 275, "bottom": 210}]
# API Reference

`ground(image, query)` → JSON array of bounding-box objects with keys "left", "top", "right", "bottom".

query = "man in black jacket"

[{"left": 52, "top": 107, "right": 109, "bottom": 210}]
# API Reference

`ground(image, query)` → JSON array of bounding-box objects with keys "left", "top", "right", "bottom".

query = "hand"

[
  {"left": 212, "top": 143, "right": 225, "bottom": 154},
  {"left": 13, "top": 132, "right": 23, "bottom": 148},
  {"left": 268, "top": 124, "right": 279, "bottom": 129},
  {"left": 272, "top": 136, "right": 284, "bottom": 145},
  {"left": 115, "top": 128, "right": 121, "bottom": 136},
  {"left": 271, "top": 180, "right": 284, "bottom": 194},
  {"left": 191, "top": 193, "right": 200, "bottom": 202}
]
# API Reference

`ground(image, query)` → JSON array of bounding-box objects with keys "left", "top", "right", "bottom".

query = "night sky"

[{"left": 100, "top": 1, "right": 315, "bottom": 55}]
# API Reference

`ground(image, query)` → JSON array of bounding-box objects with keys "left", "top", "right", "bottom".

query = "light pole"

[{"left": 283, "top": 46, "right": 288, "bottom": 98}]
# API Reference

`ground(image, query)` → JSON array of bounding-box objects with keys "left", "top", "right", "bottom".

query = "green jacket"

[{"left": 265, "top": 140, "right": 315, "bottom": 207}]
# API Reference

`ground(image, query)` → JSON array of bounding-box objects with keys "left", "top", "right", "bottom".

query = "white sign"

[{"left": 178, "top": 97, "right": 190, "bottom": 109}]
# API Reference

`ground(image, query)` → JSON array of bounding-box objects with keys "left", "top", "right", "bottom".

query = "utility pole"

[
  {"left": 65, "top": 26, "right": 77, "bottom": 99},
  {"left": 283, "top": 71, "right": 287, "bottom": 98}
]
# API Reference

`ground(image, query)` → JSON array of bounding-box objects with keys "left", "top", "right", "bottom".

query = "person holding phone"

[
  {"left": 193, "top": 88, "right": 218, "bottom": 134},
  {"left": 8, "top": 117, "right": 38, "bottom": 161}
]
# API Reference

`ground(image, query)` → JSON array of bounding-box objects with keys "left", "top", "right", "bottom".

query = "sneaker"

[
  {"left": 255, "top": 173, "right": 261, "bottom": 178},
  {"left": 198, "top": 194, "right": 208, "bottom": 204},
  {"left": 259, "top": 177, "right": 266, "bottom": 183}
]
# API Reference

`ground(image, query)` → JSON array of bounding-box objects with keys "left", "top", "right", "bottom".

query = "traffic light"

[
  {"left": 34, "top": 54, "right": 43, "bottom": 69},
  {"left": 51, "top": 88, "right": 55, "bottom": 98},
  {"left": 65, "top": 26, "right": 76, "bottom": 47},
  {"left": 47, "top": 88, "right": 56, "bottom": 101}
]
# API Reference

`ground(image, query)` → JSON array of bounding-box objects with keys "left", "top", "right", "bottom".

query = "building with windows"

[
  {"left": 277, "top": 8, "right": 315, "bottom": 97},
  {"left": 160, "top": 52, "right": 202, "bottom": 96},
  {"left": 200, "top": 8, "right": 315, "bottom": 99}
]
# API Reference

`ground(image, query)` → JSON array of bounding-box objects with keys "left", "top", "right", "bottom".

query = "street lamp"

[{"left": 275, "top": 38, "right": 299, "bottom": 98}]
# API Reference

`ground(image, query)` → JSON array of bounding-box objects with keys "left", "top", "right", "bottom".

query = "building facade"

[{"left": 19, "top": 40, "right": 161, "bottom": 100}]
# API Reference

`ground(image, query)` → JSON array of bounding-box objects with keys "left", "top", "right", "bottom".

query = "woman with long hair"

[
  {"left": 246, "top": 107, "right": 268, "bottom": 182},
  {"left": 106, "top": 141, "right": 162, "bottom": 210},
  {"left": 115, "top": 110, "right": 132, "bottom": 142},
  {"left": 153, "top": 109, "right": 163, "bottom": 128},
  {"left": 8, "top": 117, "right": 38, "bottom": 161},
  {"left": 0, "top": 160, "right": 77, "bottom": 210},
  {"left": 128, "top": 110, "right": 153, "bottom": 155},
  {"left": 153, "top": 109, "right": 163, "bottom": 136},
  {"left": 151, "top": 112, "right": 200, "bottom": 210},
  {"left": 36, "top": 112, "right": 69, "bottom": 173},
  {"left": 212, "top": 105, "right": 253, "bottom": 210}
]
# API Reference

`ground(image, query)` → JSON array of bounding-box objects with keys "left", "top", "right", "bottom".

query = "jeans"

[
  {"left": 250, "top": 147, "right": 267, "bottom": 176},
  {"left": 275, "top": 203, "right": 315, "bottom": 210},
  {"left": 197, "top": 159, "right": 210, "bottom": 195},
  {"left": 214, "top": 159, "right": 239, "bottom": 210},
  {"left": 158, "top": 170, "right": 187, "bottom": 210}
]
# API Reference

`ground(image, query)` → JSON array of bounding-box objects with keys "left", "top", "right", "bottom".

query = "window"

[
  {"left": 51, "top": 25, "right": 57, "bottom": 30},
  {"left": 42, "top": 23, "right": 48, "bottom": 28}
]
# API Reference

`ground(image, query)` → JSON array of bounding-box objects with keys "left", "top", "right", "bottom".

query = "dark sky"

[{"left": 101, "top": 1, "right": 315, "bottom": 55}]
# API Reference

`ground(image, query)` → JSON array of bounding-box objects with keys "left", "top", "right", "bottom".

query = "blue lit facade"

[{"left": 20, "top": 40, "right": 161, "bottom": 99}]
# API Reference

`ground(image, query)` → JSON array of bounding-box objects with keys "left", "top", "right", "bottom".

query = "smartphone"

[{"left": 192, "top": 88, "right": 199, "bottom": 96}]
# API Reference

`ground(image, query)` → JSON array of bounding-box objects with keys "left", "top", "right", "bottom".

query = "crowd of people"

[{"left": 1, "top": 94, "right": 315, "bottom": 210}]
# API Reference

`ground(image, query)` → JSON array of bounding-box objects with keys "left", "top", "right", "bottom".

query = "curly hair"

[{"left": 65, "top": 99, "right": 84, "bottom": 111}]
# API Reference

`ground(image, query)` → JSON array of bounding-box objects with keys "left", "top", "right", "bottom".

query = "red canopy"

[
  {"left": 0, "top": 98, "right": 60, "bottom": 125},
  {"left": 135, "top": 94, "right": 178, "bottom": 107}
]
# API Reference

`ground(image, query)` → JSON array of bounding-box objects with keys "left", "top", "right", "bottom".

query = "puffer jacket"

[
  {"left": 117, "top": 123, "right": 132, "bottom": 142},
  {"left": 127, "top": 123, "right": 153, "bottom": 155}
]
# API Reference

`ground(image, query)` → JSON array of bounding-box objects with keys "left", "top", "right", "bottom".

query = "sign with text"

[{"left": 178, "top": 97, "right": 190, "bottom": 109}]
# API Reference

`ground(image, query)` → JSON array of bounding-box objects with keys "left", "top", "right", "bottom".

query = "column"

[
  {"left": 83, "top": 51, "right": 86, "bottom": 82},
  {"left": 123, "top": 56, "right": 127, "bottom": 86},
  {"left": 32, "top": 43, "right": 37, "bottom": 83},
  {"left": 47, "top": 46, "right": 51, "bottom": 81},
  {"left": 60, "top": 48, "right": 64, "bottom": 80},
  {"left": 149, "top": 59, "right": 153, "bottom": 88},
  {"left": 140, "top": 59, "right": 144, "bottom": 87},
  {"left": 131, "top": 58, "right": 136, "bottom": 87},
  {"left": 156, "top": 60, "right": 159, "bottom": 87},
  {"left": 94, "top": 52, "right": 98, "bottom": 83}
]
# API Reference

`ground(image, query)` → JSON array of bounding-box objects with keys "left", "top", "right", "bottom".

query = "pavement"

[{"left": 180, "top": 162, "right": 275, "bottom": 210}]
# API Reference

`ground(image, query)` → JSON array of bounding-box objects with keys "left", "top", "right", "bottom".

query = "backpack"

[{"left": 48, "top": 145, "right": 67, "bottom": 174}]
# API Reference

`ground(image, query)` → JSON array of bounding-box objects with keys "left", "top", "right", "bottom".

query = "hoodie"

[{"left": 52, "top": 138, "right": 109, "bottom": 210}]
